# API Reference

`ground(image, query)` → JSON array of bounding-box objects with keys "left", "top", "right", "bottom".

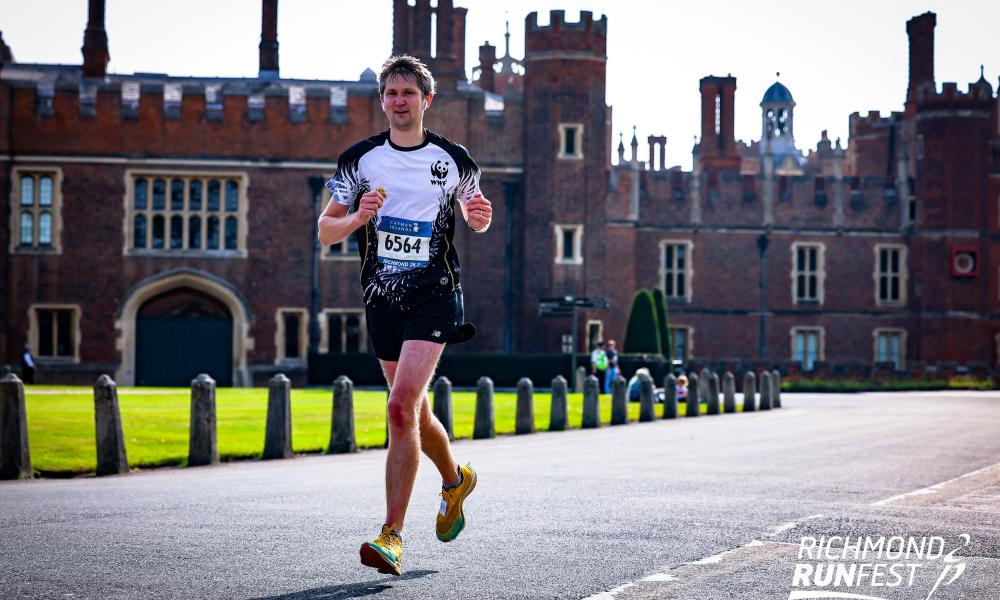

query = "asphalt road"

[{"left": 1, "top": 392, "right": 998, "bottom": 600}]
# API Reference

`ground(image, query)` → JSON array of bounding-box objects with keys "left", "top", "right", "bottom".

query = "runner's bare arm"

[{"left": 317, "top": 189, "right": 384, "bottom": 245}]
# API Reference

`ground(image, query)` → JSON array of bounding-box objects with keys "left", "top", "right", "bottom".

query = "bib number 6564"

[{"left": 384, "top": 234, "right": 421, "bottom": 254}]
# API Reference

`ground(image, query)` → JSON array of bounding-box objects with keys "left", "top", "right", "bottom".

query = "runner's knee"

[{"left": 387, "top": 394, "right": 420, "bottom": 430}]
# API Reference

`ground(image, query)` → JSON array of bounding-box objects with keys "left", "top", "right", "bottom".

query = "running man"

[{"left": 317, "top": 55, "right": 491, "bottom": 576}]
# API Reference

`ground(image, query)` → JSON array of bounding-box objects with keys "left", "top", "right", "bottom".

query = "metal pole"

[{"left": 570, "top": 304, "right": 578, "bottom": 383}]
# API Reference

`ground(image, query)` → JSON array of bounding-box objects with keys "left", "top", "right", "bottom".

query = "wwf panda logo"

[{"left": 430, "top": 160, "right": 449, "bottom": 186}]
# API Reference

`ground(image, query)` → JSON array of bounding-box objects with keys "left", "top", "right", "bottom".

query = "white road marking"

[{"left": 871, "top": 462, "right": 1000, "bottom": 507}]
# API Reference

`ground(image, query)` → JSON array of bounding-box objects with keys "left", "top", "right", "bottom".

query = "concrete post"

[
  {"left": 263, "top": 373, "right": 293, "bottom": 459},
  {"left": 433, "top": 376, "right": 454, "bottom": 440},
  {"left": 771, "top": 369, "right": 782, "bottom": 408},
  {"left": 0, "top": 373, "right": 31, "bottom": 479},
  {"left": 698, "top": 367, "right": 711, "bottom": 405},
  {"left": 611, "top": 376, "right": 628, "bottom": 425},
  {"left": 759, "top": 371, "right": 773, "bottom": 411},
  {"left": 722, "top": 372, "right": 737, "bottom": 414},
  {"left": 638, "top": 371, "right": 655, "bottom": 422},
  {"left": 473, "top": 376, "right": 495, "bottom": 439},
  {"left": 516, "top": 377, "right": 535, "bottom": 434},
  {"left": 94, "top": 374, "right": 129, "bottom": 476},
  {"left": 743, "top": 371, "right": 757, "bottom": 412},
  {"left": 707, "top": 371, "right": 721, "bottom": 415},
  {"left": 188, "top": 373, "right": 219, "bottom": 467},
  {"left": 549, "top": 375, "right": 568, "bottom": 431},
  {"left": 662, "top": 374, "right": 678, "bottom": 419},
  {"left": 686, "top": 372, "right": 700, "bottom": 417},
  {"left": 329, "top": 376, "right": 357, "bottom": 454},
  {"left": 582, "top": 375, "right": 600, "bottom": 428},
  {"left": 575, "top": 366, "right": 587, "bottom": 393}
]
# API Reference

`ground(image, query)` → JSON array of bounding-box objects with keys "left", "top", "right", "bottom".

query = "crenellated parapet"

[
  {"left": 525, "top": 10, "right": 607, "bottom": 57},
  {"left": 914, "top": 81, "right": 994, "bottom": 112}
]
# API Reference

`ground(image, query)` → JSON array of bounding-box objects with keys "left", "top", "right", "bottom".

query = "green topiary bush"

[{"left": 623, "top": 289, "right": 661, "bottom": 354}]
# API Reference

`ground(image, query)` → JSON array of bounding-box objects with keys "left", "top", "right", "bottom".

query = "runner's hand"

[
  {"left": 467, "top": 193, "right": 492, "bottom": 232},
  {"left": 356, "top": 189, "right": 384, "bottom": 223}
]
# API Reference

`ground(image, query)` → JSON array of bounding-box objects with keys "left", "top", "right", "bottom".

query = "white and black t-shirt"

[{"left": 327, "top": 129, "right": 480, "bottom": 309}]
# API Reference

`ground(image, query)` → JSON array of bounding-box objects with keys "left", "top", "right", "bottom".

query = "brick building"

[{"left": 2, "top": 1, "right": 998, "bottom": 385}]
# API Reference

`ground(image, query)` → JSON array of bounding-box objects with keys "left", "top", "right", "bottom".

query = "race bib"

[{"left": 376, "top": 216, "right": 432, "bottom": 269}]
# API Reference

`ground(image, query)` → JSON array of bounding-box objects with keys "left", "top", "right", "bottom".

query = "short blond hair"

[{"left": 379, "top": 54, "right": 436, "bottom": 97}]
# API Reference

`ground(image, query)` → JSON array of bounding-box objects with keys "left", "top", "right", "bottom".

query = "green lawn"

[{"left": 22, "top": 385, "right": 714, "bottom": 476}]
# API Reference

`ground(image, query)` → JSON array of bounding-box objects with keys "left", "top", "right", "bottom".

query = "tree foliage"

[
  {"left": 623, "top": 289, "right": 661, "bottom": 354},
  {"left": 651, "top": 287, "right": 672, "bottom": 363}
]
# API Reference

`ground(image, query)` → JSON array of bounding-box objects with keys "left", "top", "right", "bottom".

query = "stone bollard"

[
  {"left": 263, "top": 373, "right": 293, "bottom": 459},
  {"left": 433, "top": 376, "right": 454, "bottom": 441},
  {"left": 0, "top": 373, "right": 31, "bottom": 479},
  {"left": 611, "top": 376, "right": 628, "bottom": 425},
  {"left": 686, "top": 372, "right": 700, "bottom": 417},
  {"left": 582, "top": 375, "right": 600, "bottom": 428},
  {"left": 473, "top": 376, "right": 495, "bottom": 439},
  {"left": 575, "top": 366, "right": 587, "bottom": 393},
  {"left": 516, "top": 377, "right": 535, "bottom": 435},
  {"left": 742, "top": 371, "right": 757, "bottom": 412},
  {"left": 771, "top": 370, "right": 782, "bottom": 408},
  {"left": 549, "top": 375, "right": 568, "bottom": 431},
  {"left": 638, "top": 372, "right": 655, "bottom": 422},
  {"left": 722, "top": 372, "right": 737, "bottom": 414},
  {"left": 329, "top": 376, "right": 357, "bottom": 454},
  {"left": 759, "top": 371, "right": 773, "bottom": 411},
  {"left": 698, "top": 368, "right": 711, "bottom": 405},
  {"left": 94, "top": 374, "right": 129, "bottom": 476},
  {"left": 188, "top": 373, "right": 219, "bottom": 467},
  {"left": 662, "top": 374, "right": 678, "bottom": 419},
  {"left": 707, "top": 372, "right": 721, "bottom": 415}
]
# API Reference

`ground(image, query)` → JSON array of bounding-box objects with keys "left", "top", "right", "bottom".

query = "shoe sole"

[
  {"left": 360, "top": 542, "right": 401, "bottom": 576},
  {"left": 437, "top": 468, "right": 478, "bottom": 542}
]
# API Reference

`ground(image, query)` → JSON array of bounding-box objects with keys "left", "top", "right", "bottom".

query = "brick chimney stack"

[
  {"left": 81, "top": 0, "right": 109, "bottom": 78},
  {"left": 905, "top": 12, "right": 936, "bottom": 112},
  {"left": 478, "top": 42, "right": 496, "bottom": 92},
  {"left": 259, "top": 0, "right": 279, "bottom": 79}
]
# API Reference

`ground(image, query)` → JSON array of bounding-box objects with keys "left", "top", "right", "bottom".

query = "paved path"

[{"left": 1, "top": 392, "right": 998, "bottom": 599}]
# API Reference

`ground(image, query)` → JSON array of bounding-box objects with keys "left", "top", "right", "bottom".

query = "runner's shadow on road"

[{"left": 252, "top": 570, "right": 437, "bottom": 599}]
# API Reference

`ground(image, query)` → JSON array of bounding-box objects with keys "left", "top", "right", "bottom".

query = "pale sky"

[{"left": 2, "top": 1, "right": 996, "bottom": 169}]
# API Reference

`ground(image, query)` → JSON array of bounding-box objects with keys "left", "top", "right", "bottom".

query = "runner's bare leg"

[{"left": 380, "top": 340, "right": 458, "bottom": 531}]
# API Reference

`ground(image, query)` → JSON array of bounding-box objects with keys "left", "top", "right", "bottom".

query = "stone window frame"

[
  {"left": 790, "top": 326, "right": 825, "bottom": 371},
  {"left": 320, "top": 308, "right": 367, "bottom": 354},
  {"left": 274, "top": 308, "right": 309, "bottom": 365},
  {"left": 122, "top": 169, "right": 249, "bottom": 258},
  {"left": 872, "top": 327, "right": 907, "bottom": 371},
  {"left": 873, "top": 243, "right": 907, "bottom": 307},
  {"left": 10, "top": 166, "right": 64, "bottom": 255},
  {"left": 660, "top": 239, "right": 694, "bottom": 302},
  {"left": 790, "top": 241, "right": 826, "bottom": 305},
  {"left": 668, "top": 325, "right": 694, "bottom": 362},
  {"left": 586, "top": 319, "right": 603, "bottom": 350},
  {"left": 554, "top": 224, "right": 583, "bottom": 265},
  {"left": 28, "top": 303, "right": 82, "bottom": 363},
  {"left": 557, "top": 123, "right": 584, "bottom": 160}
]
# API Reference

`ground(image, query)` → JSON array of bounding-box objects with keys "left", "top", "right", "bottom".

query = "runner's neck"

[{"left": 389, "top": 126, "right": 427, "bottom": 149}]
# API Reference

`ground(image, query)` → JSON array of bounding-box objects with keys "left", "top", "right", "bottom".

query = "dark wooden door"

[{"left": 135, "top": 287, "right": 233, "bottom": 387}]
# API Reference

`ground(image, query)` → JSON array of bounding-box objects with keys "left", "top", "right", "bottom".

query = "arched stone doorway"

[
  {"left": 136, "top": 287, "right": 233, "bottom": 386},
  {"left": 116, "top": 269, "right": 252, "bottom": 387}
]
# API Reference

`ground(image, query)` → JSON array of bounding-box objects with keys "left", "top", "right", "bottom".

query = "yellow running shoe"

[
  {"left": 360, "top": 524, "right": 403, "bottom": 576},
  {"left": 436, "top": 463, "right": 477, "bottom": 542}
]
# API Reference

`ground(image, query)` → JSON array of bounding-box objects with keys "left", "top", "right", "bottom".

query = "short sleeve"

[
  {"left": 453, "top": 161, "right": 480, "bottom": 205},
  {"left": 326, "top": 159, "right": 361, "bottom": 206}
]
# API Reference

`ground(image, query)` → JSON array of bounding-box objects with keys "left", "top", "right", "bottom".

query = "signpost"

[{"left": 538, "top": 296, "right": 610, "bottom": 384}]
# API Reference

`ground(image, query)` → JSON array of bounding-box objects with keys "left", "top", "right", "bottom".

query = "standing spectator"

[
  {"left": 20, "top": 344, "right": 36, "bottom": 384},
  {"left": 604, "top": 339, "right": 619, "bottom": 393},
  {"left": 590, "top": 341, "right": 607, "bottom": 389}
]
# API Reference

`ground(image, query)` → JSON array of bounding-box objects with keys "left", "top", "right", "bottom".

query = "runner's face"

[{"left": 382, "top": 75, "right": 429, "bottom": 132}]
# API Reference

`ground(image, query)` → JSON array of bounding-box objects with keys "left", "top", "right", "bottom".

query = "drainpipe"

[
  {"left": 307, "top": 176, "right": 325, "bottom": 363},
  {"left": 756, "top": 233, "right": 769, "bottom": 359}
]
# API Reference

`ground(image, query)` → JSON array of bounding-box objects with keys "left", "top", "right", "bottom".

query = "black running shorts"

[{"left": 366, "top": 290, "right": 476, "bottom": 361}]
